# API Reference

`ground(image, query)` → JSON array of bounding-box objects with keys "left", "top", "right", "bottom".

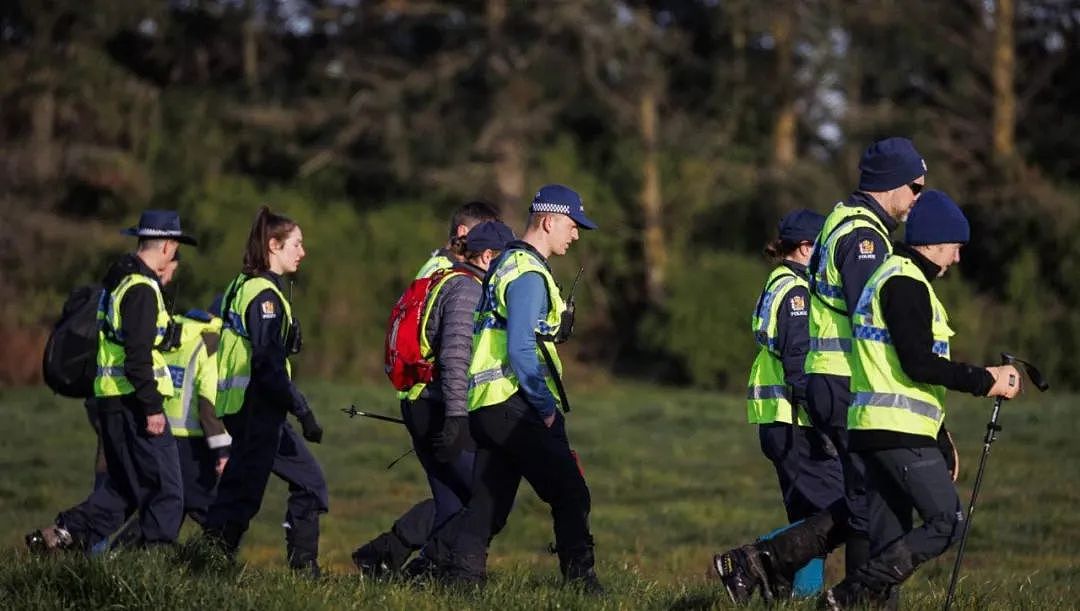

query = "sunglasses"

[{"left": 908, "top": 182, "right": 924, "bottom": 195}]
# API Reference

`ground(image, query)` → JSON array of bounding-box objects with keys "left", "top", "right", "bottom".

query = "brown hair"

[
  {"left": 242, "top": 205, "right": 298, "bottom": 275},
  {"left": 449, "top": 200, "right": 500, "bottom": 239},
  {"left": 449, "top": 238, "right": 502, "bottom": 263},
  {"left": 763, "top": 238, "right": 803, "bottom": 263}
]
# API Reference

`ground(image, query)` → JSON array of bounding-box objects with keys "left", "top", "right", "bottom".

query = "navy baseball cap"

[
  {"left": 529, "top": 184, "right": 598, "bottom": 230},
  {"left": 778, "top": 209, "right": 826, "bottom": 243},
  {"left": 466, "top": 221, "right": 516, "bottom": 252},
  {"left": 122, "top": 210, "right": 198, "bottom": 246}
]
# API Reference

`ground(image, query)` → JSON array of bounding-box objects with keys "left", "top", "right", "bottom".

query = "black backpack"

[{"left": 42, "top": 284, "right": 105, "bottom": 398}]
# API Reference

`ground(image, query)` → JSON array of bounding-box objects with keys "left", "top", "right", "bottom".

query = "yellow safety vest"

[
  {"left": 216, "top": 275, "right": 293, "bottom": 417},
  {"left": 805, "top": 202, "right": 892, "bottom": 377},
  {"left": 163, "top": 314, "right": 222, "bottom": 437},
  {"left": 414, "top": 251, "right": 455, "bottom": 280},
  {"left": 848, "top": 255, "right": 954, "bottom": 438},
  {"left": 403, "top": 269, "right": 483, "bottom": 401},
  {"left": 467, "top": 249, "right": 566, "bottom": 411},
  {"left": 94, "top": 273, "right": 174, "bottom": 398},
  {"left": 746, "top": 265, "right": 811, "bottom": 426}
]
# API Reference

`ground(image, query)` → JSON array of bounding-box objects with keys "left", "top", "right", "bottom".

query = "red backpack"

[{"left": 384, "top": 268, "right": 479, "bottom": 391}]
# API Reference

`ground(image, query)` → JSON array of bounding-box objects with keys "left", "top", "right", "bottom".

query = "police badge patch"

[
  {"left": 261, "top": 300, "right": 277, "bottom": 319},
  {"left": 858, "top": 239, "right": 877, "bottom": 260},
  {"left": 790, "top": 294, "right": 808, "bottom": 316}
]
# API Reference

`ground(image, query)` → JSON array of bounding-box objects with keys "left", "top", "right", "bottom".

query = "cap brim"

[{"left": 572, "top": 213, "right": 598, "bottom": 230}]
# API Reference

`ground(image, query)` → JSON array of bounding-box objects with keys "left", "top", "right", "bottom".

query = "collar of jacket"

[
  {"left": 453, "top": 260, "right": 487, "bottom": 278},
  {"left": 892, "top": 241, "right": 943, "bottom": 283},
  {"left": 848, "top": 191, "right": 899, "bottom": 233},
  {"left": 504, "top": 240, "right": 550, "bottom": 269},
  {"left": 781, "top": 259, "right": 809, "bottom": 280}
]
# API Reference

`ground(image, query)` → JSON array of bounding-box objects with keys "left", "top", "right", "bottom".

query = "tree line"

[{"left": 2, "top": 0, "right": 1078, "bottom": 389}]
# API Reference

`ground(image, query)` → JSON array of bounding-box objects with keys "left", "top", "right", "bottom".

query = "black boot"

[
  {"left": 202, "top": 521, "right": 245, "bottom": 558},
  {"left": 558, "top": 540, "right": 605, "bottom": 595},
  {"left": 822, "top": 541, "right": 916, "bottom": 610},
  {"left": 284, "top": 515, "right": 321, "bottom": 579}
]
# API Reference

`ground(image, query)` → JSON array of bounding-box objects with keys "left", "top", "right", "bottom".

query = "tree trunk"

[
  {"left": 992, "top": 0, "right": 1016, "bottom": 163},
  {"left": 493, "top": 132, "right": 524, "bottom": 211},
  {"left": 243, "top": 0, "right": 259, "bottom": 91},
  {"left": 640, "top": 88, "right": 666, "bottom": 304},
  {"left": 771, "top": 2, "right": 797, "bottom": 169},
  {"left": 30, "top": 88, "right": 56, "bottom": 183}
]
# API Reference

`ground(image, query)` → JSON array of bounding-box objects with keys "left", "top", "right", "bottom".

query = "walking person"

[
  {"left": 352, "top": 200, "right": 501, "bottom": 576},
  {"left": 822, "top": 191, "right": 1022, "bottom": 608},
  {"left": 353, "top": 221, "right": 516, "bottom": 577},
  {"left": 27, "top": 211, "right": 194, "bottom": 552},
  {"left": 202, "top": 206, "right": 328, "bottom": 577},
  {"left": 425, "top": 184, "right": 603, "bottom": 593},
  {"left": 745, "top": 209, "right": 843, "bottom": 597}
]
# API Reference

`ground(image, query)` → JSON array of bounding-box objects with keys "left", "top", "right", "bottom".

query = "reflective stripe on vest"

[
  {"left": 467, "top": 249, "right": 566, "bottom": 411},
  {"left": 93, "top": 273, "right": 174, "bottom": 399},
  {"left": 216, "top": 275, "right": 293, "bottom": 417},
  {"left": 163, "top": 315, "right": 221, "bottom": 437},
  {"left": 848, "top": 255, "right": 953, "bottom": 438},
  {"left": 746, "top": 265, "right": 811, "bottom": 426},
  {"left": 805, "top": 202, "right": 892, "bottom": 378}
]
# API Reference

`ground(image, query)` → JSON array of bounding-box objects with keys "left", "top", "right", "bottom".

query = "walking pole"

[
  {"left": 943, "top": 353, "right": 1049, "bottom": 611},
  {"left": 341, "top": 404, "right": 405, "bottom": 425}
]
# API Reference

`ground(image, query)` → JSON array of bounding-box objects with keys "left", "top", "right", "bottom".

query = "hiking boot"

[
  {"left": 352, "top": 544, "right": 394, "bottom": 579},
  {"left": 565, "top": 567, "right": 605, "bottom": 595},
  {"left": 401, "top": 554, "right": 438, "bottom": 581},
  {"left": 713, "top": 544, "right": 776, "bottom": 605},
  {"left": 25, "top": 525, "right": 74, "bottom": 554},
  {"left": 819, "top": 579, "right": 883, "bottom": 611}
]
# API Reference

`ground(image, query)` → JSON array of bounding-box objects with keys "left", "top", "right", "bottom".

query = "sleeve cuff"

[{"left": 206, "top": 433, "right": 233, "bottom": 450}]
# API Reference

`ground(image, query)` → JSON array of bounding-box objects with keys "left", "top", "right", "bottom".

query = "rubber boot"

[{"left": 284, "top": 515, "right": 321, "bottom": 579}]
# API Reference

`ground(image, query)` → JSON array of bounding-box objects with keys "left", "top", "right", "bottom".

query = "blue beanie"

[
  {"left": 904, "top": 190, "right": 970, "bottom": 245},
  {"left": 778, "top": 209, "right": 826, "bottom": 243},
  {"left": 858, "top": 137, "right": 927, "bottom": 192}
]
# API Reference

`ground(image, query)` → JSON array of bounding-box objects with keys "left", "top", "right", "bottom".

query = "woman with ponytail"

[
  {"left": 203, "top": 206, "right": 328, "bottom": 577},
  {"left": 729, "top": 208, "right": 844, "bottom": 597}
]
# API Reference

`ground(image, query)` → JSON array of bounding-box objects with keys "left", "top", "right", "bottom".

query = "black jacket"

[
  {"left": 102, "top": 253, "right": 166, "bottom": 415},
  {"left": 243, "top": 272, "right": 310, "bottom": 418},
  {"left": 850, "top": 243, "right": 995, "bottom": 451},
  {"left": 772, "top": 261, "right": 812, "bottom": 405}
]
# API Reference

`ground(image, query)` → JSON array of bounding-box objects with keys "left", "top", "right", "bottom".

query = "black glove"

[
  {"left": 554, "top": 303, "right": 575, "bottom": 344},
  {"left": 432, "top": 416, "right": 467, "bottom": 463},
  {"left": 298, "top": 411, "right": 323, "bottom": 444}
]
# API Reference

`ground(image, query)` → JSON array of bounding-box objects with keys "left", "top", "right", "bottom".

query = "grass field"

[{"left": 0, "top": 382, "right": 1077, "bottom": 609}]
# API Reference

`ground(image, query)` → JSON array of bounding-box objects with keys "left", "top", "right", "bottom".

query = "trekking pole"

[
  {"left": 943, "top": 353, "right": 1049, "bottom": 611},
  {"left": 341, "top": 404, "right": 405, "bottom": 425}
]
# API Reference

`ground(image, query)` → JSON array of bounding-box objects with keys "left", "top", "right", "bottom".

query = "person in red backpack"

[
  {"left": 354, "top": 221, "right": 516, "bottom": 577},
  {"left": 353, "top": 202, "right": 501, "bottom": 576}
]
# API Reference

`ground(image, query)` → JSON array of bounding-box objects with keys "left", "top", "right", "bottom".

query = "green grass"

[{"left": 1, "top": 383, "right": 1077, "bottom": 609}]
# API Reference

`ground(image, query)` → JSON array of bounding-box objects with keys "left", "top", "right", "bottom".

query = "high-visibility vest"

[
  {"left": 399, "top": 252, "right": 457, "bottom": 400},
  {"left": 162, "top": 314, "right": 222, "bottom": 437},
  {"left": 848, "top": 255, "right": 953, "bottom": 438},
  {"left": 94, "top": 273, "right": 174, "bottom": 398},
  {"left": 414, "top": 251, "right": 454, "bottom": 280},
  {"left": 746, "top": 265, "right": 811, "bottom": 426},
  {"left": 805, "top": 202, "right": 892, "bottom": 377},
  {"left": 216, "top": 275, "right": 293, "bottom": 417},
  {"left": 403, "top": 269, "right": 483, "bottom": 401},
  {"left": 467, "top": 249, "right": 566, "bottom": 411}
]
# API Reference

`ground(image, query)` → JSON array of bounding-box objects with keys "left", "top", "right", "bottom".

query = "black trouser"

[
  {"left": 427, "top": 393, "right": 593, "bottom": 581},
  {"left": 804, "top": 373, "right": 870, "bottom": 573},
  {"left": 352, "top": 398, "right": 475, "bottom": 570},
  {"left": 204, "top": 398, "right": 328, "bottom": 568},
  {"left": 759, "top": 423, "right": 844, "bottom": 523},
  {"left": 842, "top": 447, "right": 964, "bottom": 591},
  {"left": 58, "top": 394, "right": 183, "bottom": 549}
]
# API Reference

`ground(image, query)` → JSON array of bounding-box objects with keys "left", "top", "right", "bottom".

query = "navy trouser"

[
  {"left": 759, "top": 423, "right": 844, "bottom": 522},
  {"left": 205, "top": 399, "right": 328, "bottom": 566},
  {"left": 402, "top": 397, "right": 475, "bottom": 534},
  {"left": 428, "top": 393, "right": 593, "bottom": 581},
  {"left": 805, "top": 373, "right": 870, "bottom": 573},
  {"left": 176, "top": 436, "right": 219, "bottom": 526},
  {"left": 58, "top": 394, "right": 183, "bottom": 548},
  {"left": 858, "top": 447, "right": 964, "bottom": 579}
]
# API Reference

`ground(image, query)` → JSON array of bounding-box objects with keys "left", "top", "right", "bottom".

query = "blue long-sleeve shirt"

[
  {"left": 244, "top": 272, "right": 310, "bottom": 418},
  {"left": 505, "top": 271, "right": 557, "bottom": 419}
]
